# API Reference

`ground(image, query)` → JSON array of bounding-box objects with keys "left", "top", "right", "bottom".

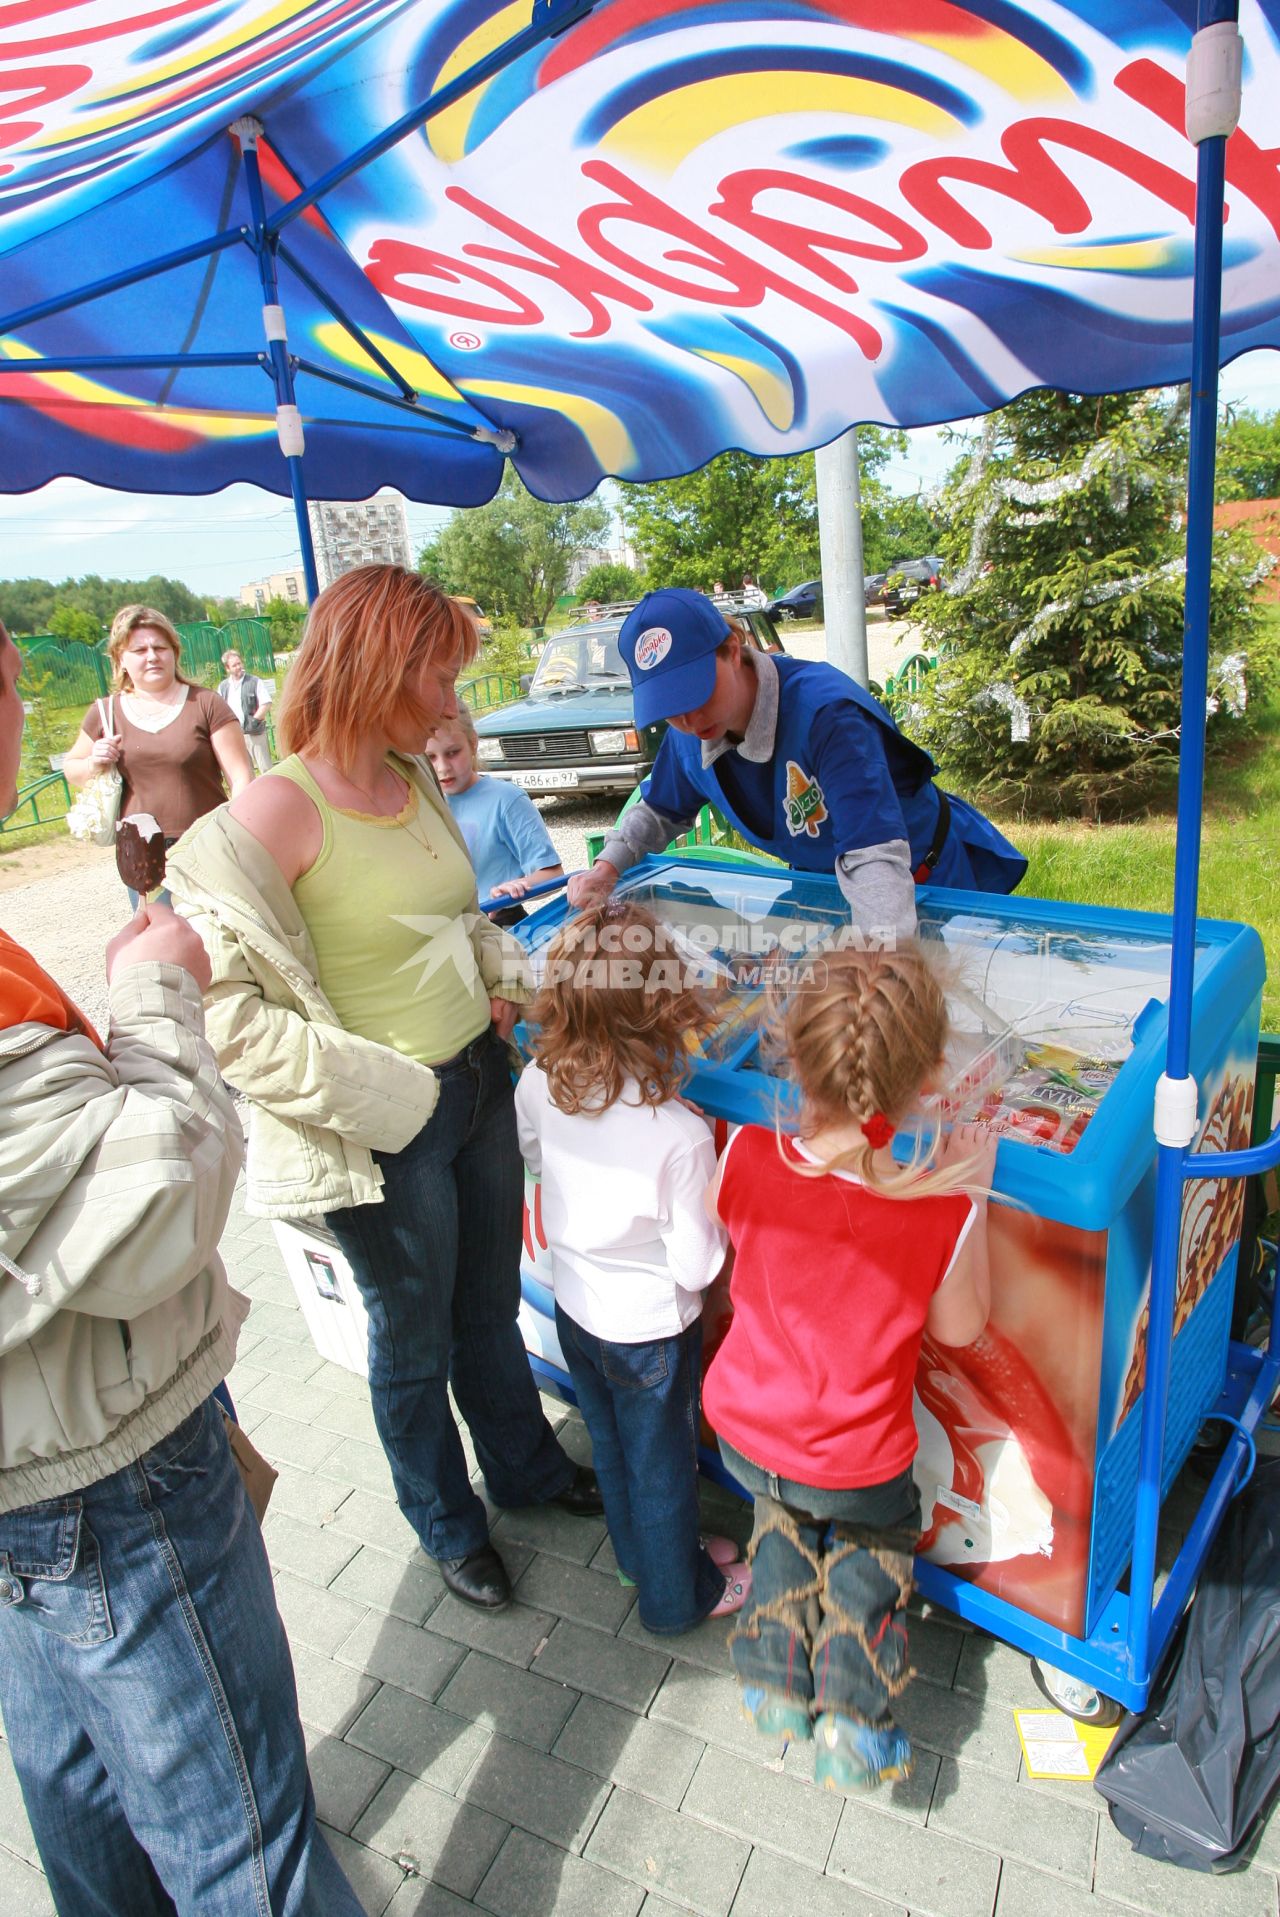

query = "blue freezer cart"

[{"left": 512, "top": 853, "right": 1270, "bottom": 1712}]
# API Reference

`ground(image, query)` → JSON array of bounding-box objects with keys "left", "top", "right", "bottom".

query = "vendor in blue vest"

[{"left": 566, "top": 588, "right": 1025, "bottom": 933}]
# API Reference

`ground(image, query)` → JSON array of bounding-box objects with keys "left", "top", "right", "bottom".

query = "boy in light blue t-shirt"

[{"left": 427, "top": 706, "right": 563, "bottom": 925}]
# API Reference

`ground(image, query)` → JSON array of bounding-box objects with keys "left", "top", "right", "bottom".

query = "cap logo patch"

[{"left": 635, "top": 626, "right": 672, "bottom": 670}]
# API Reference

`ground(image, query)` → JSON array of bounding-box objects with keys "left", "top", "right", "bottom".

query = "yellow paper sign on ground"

[{"left": 1014, "top": 1707, "right": 1118, "bottom": 1781}]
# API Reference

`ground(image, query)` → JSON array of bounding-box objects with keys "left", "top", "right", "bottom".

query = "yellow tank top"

[{"left": 273, "top": 755, "right": 490, "bottom": 1066}]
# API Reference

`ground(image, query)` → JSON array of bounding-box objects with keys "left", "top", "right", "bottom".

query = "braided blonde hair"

[{"left": 779, "top": 941, "right": 973, "bottom": 1198}]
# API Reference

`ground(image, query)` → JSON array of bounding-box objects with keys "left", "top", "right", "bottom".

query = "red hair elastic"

[{"left": 862, "top": 1111, "right": 895, "bottom": 1149}]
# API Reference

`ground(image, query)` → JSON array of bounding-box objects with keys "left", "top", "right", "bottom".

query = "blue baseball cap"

[{"left": 618, "top": 589, "right": 732, "bottom": 728}]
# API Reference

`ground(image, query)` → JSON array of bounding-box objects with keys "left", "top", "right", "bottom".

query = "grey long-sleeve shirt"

[{"left": 596, "top": 650, "right": 917, "bottom": 938}]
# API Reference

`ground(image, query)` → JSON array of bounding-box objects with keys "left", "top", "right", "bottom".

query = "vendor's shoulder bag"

[{"left": 66, "top": 697, "right": 124, "bottom": 846}]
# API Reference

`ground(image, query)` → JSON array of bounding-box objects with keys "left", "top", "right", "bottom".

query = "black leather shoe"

[
  {"left": 549, "top": 1466, "right": 605, "bottom": 1518},
  {"left": 439, "top": 1544, "right": 512, "bottom": 1610}
]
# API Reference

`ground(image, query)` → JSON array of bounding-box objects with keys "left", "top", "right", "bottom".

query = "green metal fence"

[
  {"left": 0, "top": 771, "right": 71, "bottom": 837},
  {"left": 16, "top": 619, "right": 274, "bottom": 712},
  {"left": 459, "top": 671, "right": 520, "bottom": 715},
  {"left": 16, "top": 640, "right": 110, "bottom": 708},
  {"left": 883, "top": 650, "right": 935, "bottom": 715},
  {"left": 175, "top": 619, "right": 274, "bottom": 678}
]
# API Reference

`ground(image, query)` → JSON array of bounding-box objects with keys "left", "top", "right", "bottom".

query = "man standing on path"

[
  {"left": 218, "top": 647, "right": 273, "bottom": 774},
  {"left": 0, "top": 621, "right": 360, "bottom": 1916}
]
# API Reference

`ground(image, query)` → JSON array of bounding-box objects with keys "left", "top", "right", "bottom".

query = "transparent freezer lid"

[{"left": 526, "top": 863, "right": 1186, "bottom": 1154}]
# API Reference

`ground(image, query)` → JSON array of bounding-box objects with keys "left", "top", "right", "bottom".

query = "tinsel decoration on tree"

[{"left": 908, "top": 390, "right": 1275, "bottom": 819}]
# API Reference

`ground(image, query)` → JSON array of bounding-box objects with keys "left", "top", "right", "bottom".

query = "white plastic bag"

[{"left": 66, "top": 697, "right": 124, "bottom": 847}]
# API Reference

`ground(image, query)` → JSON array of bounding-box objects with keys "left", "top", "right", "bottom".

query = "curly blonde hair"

[
  {"left": 779, "top": 941, "right": 972, "bottom": 1198},
  {"left": 530, "top": 901, "right": 717, "bottom": 1115}
]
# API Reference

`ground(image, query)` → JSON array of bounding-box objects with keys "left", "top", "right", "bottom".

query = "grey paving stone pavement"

[{"left": 5, "top": 1187, "right": 1280, "bottom": 1917}]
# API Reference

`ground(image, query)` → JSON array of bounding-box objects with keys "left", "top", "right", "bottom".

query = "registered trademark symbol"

[{"left": 449, "top": 331, "right": 482, "bottom": 350}]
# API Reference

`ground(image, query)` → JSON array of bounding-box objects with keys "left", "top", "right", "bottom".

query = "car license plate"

[{"left": 510, "top": 768, "right": 577, "bottom": 790}]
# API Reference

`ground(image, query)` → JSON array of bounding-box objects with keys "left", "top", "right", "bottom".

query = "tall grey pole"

[{"left": 816, "top": 430, "right": 869, "bottom": 685}]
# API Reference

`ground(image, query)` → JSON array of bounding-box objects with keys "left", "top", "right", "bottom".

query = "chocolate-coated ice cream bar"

[{"left": 116, "top": 813, "right": 167, "bottom": 897}]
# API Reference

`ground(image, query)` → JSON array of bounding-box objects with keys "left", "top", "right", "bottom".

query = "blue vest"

[{"left": 652, "top": 656, "right": 1025, "bottom": 893}]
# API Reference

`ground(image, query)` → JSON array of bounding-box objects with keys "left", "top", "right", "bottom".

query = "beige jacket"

[
  {"left": 0, "top": 964, "right": 245, "bottom": 1512},
  {"left": 166, "top": 752, "right": 532, "bottom": 1220}
]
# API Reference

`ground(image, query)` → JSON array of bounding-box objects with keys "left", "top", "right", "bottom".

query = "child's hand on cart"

[{"left": 935, "top": 1120, "right": 999, "bottom": 1196}]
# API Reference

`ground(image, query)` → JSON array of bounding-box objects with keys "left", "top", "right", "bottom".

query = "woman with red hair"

[{"left": 168, "top": 566, "right": 598, "bottom": 1612}]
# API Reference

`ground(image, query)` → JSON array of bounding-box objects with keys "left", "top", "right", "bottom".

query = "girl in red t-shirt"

[{"left": 704, "top": 942, "right": 995, "bottom": 1792}]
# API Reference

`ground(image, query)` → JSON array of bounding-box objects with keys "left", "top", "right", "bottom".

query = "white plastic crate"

[{"left": 271, "top": 1218, "right": 370, "bottom": 1376}]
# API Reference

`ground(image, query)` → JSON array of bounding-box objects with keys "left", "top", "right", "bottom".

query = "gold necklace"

[
  {"left": 317, "top": 754, "right": 399, "bottom": 811},
  {"left": 400, "top": 788, "right": 438, "bottom": 861},
  {"left": 314, "top": 755, "right": 437, "bottom": 859}
]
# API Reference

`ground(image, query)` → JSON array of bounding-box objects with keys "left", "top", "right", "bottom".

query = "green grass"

[
  {"left": 1002, "top": 699, "right": 1280, "bottom": 1027},
  {"left": 0, "top": 816, "right": 69, "bottom": 856}
]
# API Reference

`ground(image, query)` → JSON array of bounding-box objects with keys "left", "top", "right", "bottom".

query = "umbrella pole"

[
  {"left": 1128, "top": 0, "right": 1241, "bottom": 1691},
  {"left": 816, "top": 429, "right": 870, "bottom": 687},
  {"left": 233, "top": 118, "right": 320, "bottom": 602}
]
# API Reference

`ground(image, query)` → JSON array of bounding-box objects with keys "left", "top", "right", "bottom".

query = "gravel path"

[
  {"left": 1, "top": 846, "right": 123, "bottom": 1035},
  {"left": 1, "top": 616, "right": 914, "bottom": 1017}
]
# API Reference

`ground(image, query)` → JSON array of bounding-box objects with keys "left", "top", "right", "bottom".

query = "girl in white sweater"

[{"left": 515, "top": 900, "right": 749, "bottom": 1633}]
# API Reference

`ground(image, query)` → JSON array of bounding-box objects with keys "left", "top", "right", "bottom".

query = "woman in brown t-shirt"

[{"left": 65, "top": 606, "right": 252, "bottom": 896}]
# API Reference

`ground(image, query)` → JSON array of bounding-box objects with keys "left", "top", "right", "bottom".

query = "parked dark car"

[
  {"left": 765, "top": 578, "right": 822, "bottom": 621},
  {"left": 888, "top": 555, "right": 945, "bottom": 598},
  {"left": 864, "top": 570, "right": 912, "bottom": 612},
  {"left": 472, "top": 601, "right": 785, "bottom": 800},
  {"left": 867, "top": 555, "right": 945, "bottom": 613}
]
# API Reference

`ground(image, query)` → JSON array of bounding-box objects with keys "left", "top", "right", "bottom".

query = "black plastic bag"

[{"left": 1094, "top": 1454, "right": 1280, "bottom": 1872}]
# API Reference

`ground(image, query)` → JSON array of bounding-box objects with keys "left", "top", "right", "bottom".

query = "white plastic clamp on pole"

[
  {"left": 471, "top": 425, "right": 518, "bottom": 453},
  {"left": 1185, "top": 21, "right": 1242, "bottom": 144},
  {"left": 230, "top": 116, "right": 263, "bottom": 150},
  {"left": 262, "top": 304, "right": 287, "bottom": 344},
  {"left": 1154, "top": 1071, "right": 1200, "bottom": 1149},
  {"left": 275, "top": 404, "right": 305, "bottom": 458}
]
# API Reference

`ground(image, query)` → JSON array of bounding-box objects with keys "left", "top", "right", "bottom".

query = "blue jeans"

[
  {"left": 556, "top": 1306, "right": 723, "bottom": 1634},
  {"left": 719, "top": 1438, "right": 921, "bottom": 1727},
  {"left": 0, "top": 1398, "right": 359, "bottom": 1917},
  {"left": 327, "top": 1029, "right": 573, "bottom": 1561}
]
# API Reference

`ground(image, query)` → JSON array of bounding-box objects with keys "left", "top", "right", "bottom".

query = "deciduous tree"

[
  {"left": 418, "top": 473, "right": 609, "bottom": 627},
  {"left": 0, "top": 573, "right": 208, "bottom": 636},
  {"left": 1217, "top": 406, "right": 1280, "bottom": 502},
  {"left": 575, "top": 562, "right": 643, "bottom": 603},
  {"left": 617, "top": 432, "right": 931, "bottom": 593}
]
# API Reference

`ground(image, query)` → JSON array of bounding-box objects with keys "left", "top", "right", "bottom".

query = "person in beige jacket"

[
  {"left": 0, "top": 622, "right": 361, "bottom": 1916},
  {"left": 168, "top": 566, "right": 601, "bottom": 1617}
]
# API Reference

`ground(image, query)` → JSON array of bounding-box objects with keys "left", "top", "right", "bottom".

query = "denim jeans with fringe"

[{"left": 718, "top": 1438, "right": 921, "bottom": 1726}]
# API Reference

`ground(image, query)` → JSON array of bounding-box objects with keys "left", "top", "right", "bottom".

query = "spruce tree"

[{"left": 909, "top": 389, "right": 1273, "bottom": 820}]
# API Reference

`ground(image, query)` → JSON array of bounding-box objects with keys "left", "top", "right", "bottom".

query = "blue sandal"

[
  {"left": 741, "top": 1685, "right": 813, "bottom": 1742},
  {"left": 813, "top": 1714, "right": 913, "bottom": 1791}
]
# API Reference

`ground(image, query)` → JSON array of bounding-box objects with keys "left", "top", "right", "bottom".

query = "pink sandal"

[
  {"left": 709, "top": 1562, "right": 752, "bottom": 1618},
  {"left": 702, "top": 1534, "right": 741, "bottom": 1569}
]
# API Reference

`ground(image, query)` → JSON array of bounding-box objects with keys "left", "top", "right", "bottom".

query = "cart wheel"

[{"left": 1030, "top": 1658, "right": 1122, "bottom": 1727}]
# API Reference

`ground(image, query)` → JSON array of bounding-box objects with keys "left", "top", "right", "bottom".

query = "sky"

[{"left": 2, "top": 351, "right": 1278, "bottom": 601}]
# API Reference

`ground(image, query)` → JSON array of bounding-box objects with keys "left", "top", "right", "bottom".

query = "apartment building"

[{"left": 307, "top": 492, "right": 412, "bottom": 589}]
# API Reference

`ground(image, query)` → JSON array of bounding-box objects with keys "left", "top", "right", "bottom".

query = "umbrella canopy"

[{"left": 3, "top": 0, "right": 1279, "bottom": 507}]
